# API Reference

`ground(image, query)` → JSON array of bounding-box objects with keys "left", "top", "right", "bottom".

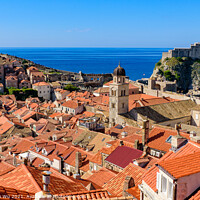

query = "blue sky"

[{"left": 0, "top": 0, "right": 200, "bottom": 47}]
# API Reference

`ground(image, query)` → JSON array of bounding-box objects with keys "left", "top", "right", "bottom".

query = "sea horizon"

[{"left": 0, "top": 47, "right": 171, "bottom": 80}]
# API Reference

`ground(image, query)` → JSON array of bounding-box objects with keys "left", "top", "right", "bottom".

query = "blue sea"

[{"left": 0, "top": 48, "right": 170, "bottom": 80}]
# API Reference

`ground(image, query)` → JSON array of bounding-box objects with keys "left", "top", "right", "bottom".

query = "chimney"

[
  {"left": 190, "top": 131, "right": 200, "bottom": 144},
  {"left": 13, "top": 154, "right": 17, "bottom": 166},
  {"left": 42, "top": 171, "right": 51, "bottom": 193},
  {"left": 59, "top": 157, "right": 64, "bottom": 174},
  {"left": 134, "top": 139, "right": 139, "bottom": 149},
  {"left": 142, "top": 120, "right": 149, "bottom": 146},
  {"left": 66, "top": 170, "right": 71, "bottom": 176},
  {"left": 119, "top": 141, "right": 124, "bottom": 146},
  {"left": 121, "top": 131, "right": 128, "bottom": 138},
  {"left": 175, "top": 124, "right": 181, "bottom": 136},
  {"left": 63, "top": 121, "right": 66, "bottom": 128},
  {"left": 190, "top": 131, "right": 197, "bottom": 138},
  {"left": 171, "top": 124, "right": 187, "bottom": 152},
  {"left": 73, "top": 152, "right": 82, "bottom": 179},
  {"left": 35, "top": 171, "right": 52, "bottom": 200},
  {"left": 122, "top": 176, "right": 135, "bottom": 197}
]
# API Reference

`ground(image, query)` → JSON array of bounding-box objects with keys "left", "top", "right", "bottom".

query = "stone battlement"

[{"left": 162, "top": 42, "right": 200, "bottom": 61}]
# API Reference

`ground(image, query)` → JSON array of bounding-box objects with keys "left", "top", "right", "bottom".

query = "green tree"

[
  {"left": 22, "top": 60, "right": 28, "bottom": 64},
  {"left": 63, "top": 84, "right": 80, "bottom": 92},
  {"left": 164, "top": 70, "right": 173, "bottom": 81},
  {"left": 7, "top": 87, "right": 37, "bottom": 100}
]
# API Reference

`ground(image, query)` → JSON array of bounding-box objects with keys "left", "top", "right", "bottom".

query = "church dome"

[{"left": 113, "top": 63, "right": 126, "bottom": 76}]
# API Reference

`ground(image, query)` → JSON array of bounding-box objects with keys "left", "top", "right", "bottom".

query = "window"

[
  {"left": 151, "top": 149, "right": 156, "bottom": 156},
  {"left": 112, "top": 103, "right": 115, "bottom": 108},
  {"left": 168, "top": 181, "right": 173, "bottom": 199},
  {"left": 122, "top": 103, "right": 125, "bottom": 108},
  {"left": 161, "top": 176, "right": 167, "bottom": 193},
  {"left": 156, "top": 151, "right": 161, "bottom": 157},
  {"left": 166, "top": 135, "right": 172, "bottom": 143},
  {"left": 156, "top": 172, "right": 161, "bottom": 191},
  {"left": 196, "top": 114, "right": 199, "bottom": 120}
]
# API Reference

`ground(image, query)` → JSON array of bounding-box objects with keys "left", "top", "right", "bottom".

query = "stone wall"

[{"left": 162, "top": 42, "right": 200, "bottom": 61}]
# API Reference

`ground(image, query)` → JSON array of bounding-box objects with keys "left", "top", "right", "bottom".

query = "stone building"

[
  {"left": 162, "top": 42, "right": 200, "bottom": 61},
  {"left": 32, "top": 82, "right": 51, "bottom": 100},
  {"left": 30, "top": 71, "right": 45, "bottom": 84},
  {"left": 148, "top": 76, "right": 177, "bottom": 92},
  {"left": 19, "top": 80, "right": 31, "bottom": 89},
  {"left": 5, "top": 76, "right": 18, "bottom": 88},
  {"left": 0, "top": 61, "right": 5, "bottom": 84},
  {"left": 109, "top": 64, "right": 129, "bottom": 127},
  {"left": 191, "top": 105, "right": 200, "bottom": 127}
]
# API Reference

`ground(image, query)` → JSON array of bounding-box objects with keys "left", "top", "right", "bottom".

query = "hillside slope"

[{"left": 152, "top": 57, "right": 200, "bottom": 93}]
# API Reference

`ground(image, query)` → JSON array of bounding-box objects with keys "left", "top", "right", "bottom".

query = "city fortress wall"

[{"left": 162, "top": 42, "right": 200, "bottom": 61}]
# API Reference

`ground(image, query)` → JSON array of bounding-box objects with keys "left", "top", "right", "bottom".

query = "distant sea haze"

[{"left": 0, "top": 48, "right": 170, "bottom": 80}]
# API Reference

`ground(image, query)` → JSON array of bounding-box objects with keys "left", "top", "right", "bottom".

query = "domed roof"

[{"left": 113, "top": 63, "right": 126, "bottom": 76}]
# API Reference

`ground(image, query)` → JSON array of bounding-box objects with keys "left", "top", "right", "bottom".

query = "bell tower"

[{"left": 109, "top": 63, "right": 129, "bottom": 127}]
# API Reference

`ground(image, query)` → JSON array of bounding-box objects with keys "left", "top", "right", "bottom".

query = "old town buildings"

[{"left": 0, "top": 56, "right": 199, "bottom": 200}]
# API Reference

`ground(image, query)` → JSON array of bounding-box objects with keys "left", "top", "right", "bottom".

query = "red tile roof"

[
  {"left": 103, "top": 163, "right": 145, "bottom": 197},
  {"left": 188, "top": 187, "right": 200, "bottom": 200},
  {"left": 143, "top": 141, "right": 200, "bottom": 192},
  {"left": 147, "top": 126, "right": 190, "bottom": 152},
  {"left": 59, "top": 189, "right": 110, "bottom": 200},
  {"left": 0, "top": 121, "right": 14, "bottom": 135},
  {"left": 105, "top": 146, "right": 143, "bottom": 168},
  {"left": 158, "top": 151, "right": 200, "bottom": 179},
  {"left": 62, "top": 100, "right": 83, "bottom": 109},
  {"left": 0, "top": 160, "right": 15, "bottom": 175},
  {"left": 0, "top": 164, "right": 86, "bottom": 195},
  {"left": 86, "top": 167, "right": 117, "bottom": 187},
  {"left": 33, "top": 82, "right": 49, "bottom": 86},
  {"left": 129, "top": 95, "right": 178, "bottom": 110},
  {"left": 0, "top": 185, "right": 34, "bottom": 200},
  {"left": 106, "top": 125, "right": 142, "bottom": 140}
]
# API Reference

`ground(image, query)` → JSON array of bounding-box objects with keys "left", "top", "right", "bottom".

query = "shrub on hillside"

[{"left": 63, "top": 84, "right": 80, "bottom": 92}]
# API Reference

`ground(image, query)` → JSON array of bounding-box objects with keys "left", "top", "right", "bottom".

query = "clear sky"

[{"left": 1, "top": 0, "right": 200, "bottom": 47}]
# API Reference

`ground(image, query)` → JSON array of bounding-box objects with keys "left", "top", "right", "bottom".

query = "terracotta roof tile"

[
  {"left": 147, "top": 126, "right": 190, "bottom": 152},
  {"left": 0, "top": 160, "right": 15, "bottom": 175},
  {"left": 188, "top": 187, "right": 200, "bottom": 200},
  {"left": 0, "top": 164, "right": 86, "bottom": 195},
  {"left": 158, "top": 151, "right": 200, "bottom": 179},
  {"left": 59, "top": 189, "right": 110, "bottom": 200},
  {"left": 86, "top": 167, "right": 117, "bottom": 187},
  {"left": 103, "top": 163, "right": 145, "bottom": 197},
  {"left": 143, "top": 141, "right": 200, "bottom": 192},
  {"left": 62, "top": 100, "right": 83, "bottom": 109},
  {"left": 0, "top": 185, "right": 34, "bottom": 200}
]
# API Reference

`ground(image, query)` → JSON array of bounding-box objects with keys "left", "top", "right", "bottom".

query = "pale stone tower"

[{"left": 109, "top": 63, "right": 129, "bottom": 127}]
